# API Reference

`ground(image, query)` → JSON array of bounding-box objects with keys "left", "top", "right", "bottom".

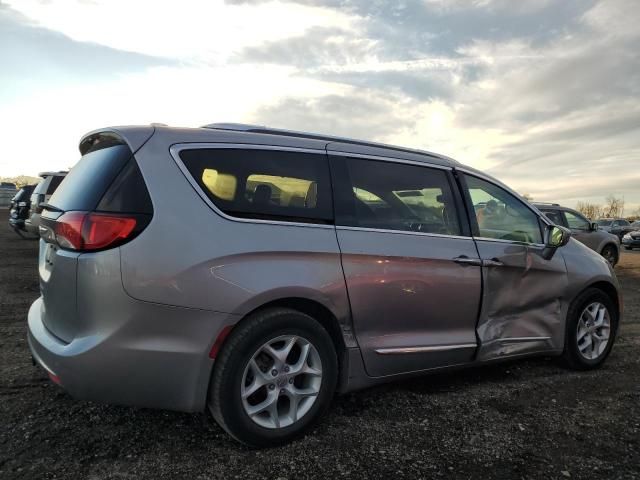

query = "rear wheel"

[
  {"left": 562, "top": 288, "right": 617, "bottom": 370},
  {"left": 601, "top": 244, "right": 618, "bottom": 266},
  {"left": 208, "top": 308, "right": 337, "bottom": 447}
]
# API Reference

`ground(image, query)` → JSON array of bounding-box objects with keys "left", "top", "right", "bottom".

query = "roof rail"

[
  {"left": 201, "top": 122, "right": 450, "bottom": 162},
  {"left": 202, "top": 122, "right": 266, "bottom": 131},
  {"left": 533, "top": 202, "right": 560, "bottom": 206}
]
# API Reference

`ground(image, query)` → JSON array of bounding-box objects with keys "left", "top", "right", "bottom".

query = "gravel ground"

[{"left": 1, "top": 218, "right": 639, "bottom": 480}]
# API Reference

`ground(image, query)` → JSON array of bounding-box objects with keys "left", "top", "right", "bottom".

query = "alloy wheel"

[
  {"left": 576, "top": 302, "right": 611, "bottom": 360},
  {"left": 241, "top": 335, "right": 322, "bottom": 429}
]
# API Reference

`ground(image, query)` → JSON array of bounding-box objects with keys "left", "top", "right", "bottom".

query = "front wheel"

[
  {"left": 208, "top": 308, "right": 337, "bottom": 447},
  {"left": 562, "top": 288, "right": 617, "bottom": 370}
]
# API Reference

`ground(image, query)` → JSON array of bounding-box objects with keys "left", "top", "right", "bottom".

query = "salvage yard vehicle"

[
  {"left": 0, "top": 181, "right": 17, "bottom": 208},
  {"left": 24, "top": 171, "right": 67, "bottom": 235},
  {"left": 596, "top": 218, "right": 634, "bottom": 241},
  {"left": 622, "top": 231, "right": 640, "bottom": 250},
  {"left": 8, "top": 184, "right": 36, "bottom": 236},
  {"left": 534, "top": 203, "right": 620, "bottom": 266},
  {"left": 28, "top": 124, "right": 622, "bottom": 447}
]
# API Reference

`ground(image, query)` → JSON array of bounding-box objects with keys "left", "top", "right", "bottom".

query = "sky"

[{"left": 1, "top": 0, "right": 639, "bottom": 211}]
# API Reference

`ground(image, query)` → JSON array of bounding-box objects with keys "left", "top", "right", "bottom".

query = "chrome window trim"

[
  {"left": 497, "top": 336, "right": 551, "bottom": 343},
  {"left": 169, "top": 143, "right": 334, "bottom": 230},
  {"left": 375, "top": 343, "right": 477, "bottom": 355},
  {"left": 472, "top": 236, "right": 546, "bottom": 248},
  {"left": 336, "top": 225, "right": 470, "bottom": 240},
  {"left": 327, "top": 150, "right": 452, "bottom": 171}
]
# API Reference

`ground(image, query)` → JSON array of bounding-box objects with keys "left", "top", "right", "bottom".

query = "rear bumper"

[
  {"left": 9, "top": 218, "right": 25, "bottom": 228},
  {"left": 24, "top": 214, "right": 39, "bottom": 234},
  {"left": 28, "top": 296, "right": 238, "bottom": 412}
]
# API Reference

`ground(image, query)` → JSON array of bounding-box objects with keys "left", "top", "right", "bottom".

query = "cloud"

[
  {"left": 1, "top": 0, "right": 639, "bottom": 210},
  {"left": 0, "top": 5, "right": 173, "bottom": 102},
  {"left": 250, "top": 91, "right": 415, "bottom": 141}
]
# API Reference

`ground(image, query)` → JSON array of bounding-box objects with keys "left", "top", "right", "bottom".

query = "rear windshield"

[
  {"left": 13, "top": 187, "right": 33, "bottom": 201},
  {"left": 48, "top": 145, "right": 133, "bottom": 211},
  {"left": 33, "top": 178, "right": 50, "bottom": 195}
]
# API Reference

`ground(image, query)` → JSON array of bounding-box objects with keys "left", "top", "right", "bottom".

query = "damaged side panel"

[{"left": 474, "top": 241, "right": 569, "bottom": 361}]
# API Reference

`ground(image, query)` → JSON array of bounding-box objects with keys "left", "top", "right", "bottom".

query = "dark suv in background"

[
  {"left": 535, "top": 203, "right": 620, "bottom": 266},
  {"left": 8, "top": 184, "right": 37, "bottom": 236}
]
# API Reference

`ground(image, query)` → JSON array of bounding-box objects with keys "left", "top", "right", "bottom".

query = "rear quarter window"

[
  {"left": 48, "top": 145, "right": 134, "bottom": 212},
  {"left": 46, "top": 176, "right": 65, "bottom": 194},
  {"left": 178, "top": 148, "right": 333, "bottom": 224}
]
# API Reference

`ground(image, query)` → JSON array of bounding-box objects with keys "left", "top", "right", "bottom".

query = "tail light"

[{"left": 53, "top": 211, "right": 142, "bottom": 251}]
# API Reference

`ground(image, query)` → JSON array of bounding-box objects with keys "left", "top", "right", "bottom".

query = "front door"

[
  {"left": 563, "top": 209, "right": 599, "bottom": 250},
  {"left": 460, "top": 173, "right": 568, "bottom": 360},
  {"left": 329, "top": 153, "right": 482, "bottom": 377}
]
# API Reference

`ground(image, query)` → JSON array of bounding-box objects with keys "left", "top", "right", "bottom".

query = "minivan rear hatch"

[{"left": 38, "top": 133, "right": 153, "bottom": 343}]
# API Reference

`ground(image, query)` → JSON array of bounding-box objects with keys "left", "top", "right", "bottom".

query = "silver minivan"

[{"left": 28, "top": 124, "right": 621, "bottom": 447}]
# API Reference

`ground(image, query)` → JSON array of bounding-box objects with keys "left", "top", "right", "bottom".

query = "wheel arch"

[
  {"left": 580, "top": 280, "right": 621, "bottom": 326},
  {"left": 600, "top": 241, "right": 619, "bottom": 256},
  {"left": 205, "top": 296, "right": 353, "bottom": 405}
]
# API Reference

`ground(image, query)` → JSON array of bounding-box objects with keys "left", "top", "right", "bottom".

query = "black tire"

[
  {"left": 562, "top": 288, "right": 617, "bottom": 370},
  {"left": 601, "top": 244, "right": 618, "bottom": 266},
  {"left": 208, "top": 307, "right": 338, "bottom": 447}
]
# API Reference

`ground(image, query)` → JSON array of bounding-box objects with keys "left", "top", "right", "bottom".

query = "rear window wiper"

[{"left": 40, "top": 203, "right": 64, "bottom": 212}]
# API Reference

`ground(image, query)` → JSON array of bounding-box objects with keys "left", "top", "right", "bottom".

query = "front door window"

[{"left": 465, "top": 175, "right": 542, "bottom": 244}]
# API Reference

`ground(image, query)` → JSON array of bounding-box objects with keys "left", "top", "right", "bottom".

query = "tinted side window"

[
  {"left": 335, "top": 157, "right": 461, "bottom": 235},
  {"left": 96, "top": 160, "right": 153, "bottom": 214},
  {"left": 564, "top": 210, "right": 589, "bottom": 230},
  {"left": 465, "top": 175, "right": 542, "bottom": 244},
  {"left": 180, "top": 149, "right": 333, "bottom": 224},
  {"left": 48, "top": 145, "right": 133, "bottom": 211},
  {"left": 46, "top": 176, "right": 64, "bottom": 194}
]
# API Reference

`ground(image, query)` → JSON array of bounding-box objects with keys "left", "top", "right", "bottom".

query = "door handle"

[
  {"left": 453, "top": 256, "right": 482, "bottom": 266},
  {"left": 482, "top": 258, "right": 504, "bottom": 267}
]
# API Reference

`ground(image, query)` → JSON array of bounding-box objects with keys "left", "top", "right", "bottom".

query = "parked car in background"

[
  {"left": 8, "top": 185, "right": 37, "bottom": 236},
  {"left": 24, "top": 172, "right": 67, "bottom": 235},
  {"left": 622, "top": 222, "right": 640, "bottom": 250},
  {"left": 0, "top": 181, "right": 18, "bottom": 208},
  {"left": 29, "top": 124, "right": 621, "bottom": 447},
  {"left": 535, "top": 203, "right": 620, "bottom": 266},
  {"left": 596, "top": 218, "right": 634, "bottom": 241}
]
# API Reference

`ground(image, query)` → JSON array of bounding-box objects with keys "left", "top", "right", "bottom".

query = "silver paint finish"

[
  {"left": 27, "top": 123, "right": 622, "bottom": 414},
  {"left": 29, "top": 246, "right": 239, "bottom": 412},
  {"left": 335, "top": 227, "right": 482, "bottom": 377},
  {"left": 375, "top": 344, "right": 477, "bottom": 355},
  {"left": 474, "top": 239, "right": 569, "bottom": 360}
]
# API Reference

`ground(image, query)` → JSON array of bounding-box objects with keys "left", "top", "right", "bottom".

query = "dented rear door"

[{"left": 459, "top": 172, "right": 568, "bottom": 360}]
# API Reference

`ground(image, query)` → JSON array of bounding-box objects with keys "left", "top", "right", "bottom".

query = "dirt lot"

[{"left": 1, "top": 219, "right": 639, "bottom": 480}]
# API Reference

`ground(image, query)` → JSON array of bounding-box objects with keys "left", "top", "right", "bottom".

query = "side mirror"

[
  {"left": 542, "top": 225, "right": 571, "bottom": 260},
  {"left": 590, "top": 222, "right": 598, "bottom": 231}
]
